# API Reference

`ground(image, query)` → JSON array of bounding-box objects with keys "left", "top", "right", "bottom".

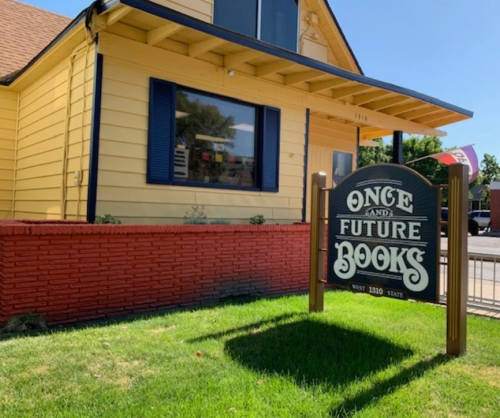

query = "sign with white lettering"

[{"left": 328, "top": 164, "right": 440, "bottom": 303}]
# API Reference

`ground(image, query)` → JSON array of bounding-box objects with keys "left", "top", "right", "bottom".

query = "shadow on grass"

[
  {"left": 225, "top": 319, "right": 414, "bottom": 388},
  {"left": 329, "top": 353, "right": 449, "bottom": 417},
  {"left": 224, "top": 319, "right": 450, "bottom": 415}
]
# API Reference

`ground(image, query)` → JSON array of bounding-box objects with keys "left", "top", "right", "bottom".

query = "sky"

[{"left": 19, "top": 0, "right": 500, "bottom": 163}]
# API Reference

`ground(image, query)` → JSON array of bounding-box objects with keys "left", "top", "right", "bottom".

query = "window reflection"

[
  {"left": 261, "top": 0, "right": 299, "bottom": 51},
  {"left": 175, "top": 89, "right": 257, "bottom": 188},
  {"left": 213, "top": 0, "right": 258, "bottom": 38},
  {"left": 333, "top": 152, "right": 353, "bottom": 187},
  {"left": 214, "top": 0, "right": 298, "bottom": 52}
]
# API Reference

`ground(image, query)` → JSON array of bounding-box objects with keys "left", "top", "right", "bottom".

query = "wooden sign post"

[
  {"left": 309, "top": 163, "right": 468, "bottom": 357},
  {"left": 309, "top": 172, "right": 326, "bottom": 313},
  {"left": 446, "top": 163, "right": 468, "bottom": 356}
]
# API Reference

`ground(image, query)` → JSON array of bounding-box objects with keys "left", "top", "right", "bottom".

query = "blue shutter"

[
  {"left": 261, "top": 106, "right": 281, "bottom": 192},
  {"left": 147, "top": 78, "right": 176, "bottom": 184}
]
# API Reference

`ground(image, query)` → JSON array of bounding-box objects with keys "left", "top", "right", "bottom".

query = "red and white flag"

[{"left": 429, "top": 145, "right": 479, "bottom": 183}]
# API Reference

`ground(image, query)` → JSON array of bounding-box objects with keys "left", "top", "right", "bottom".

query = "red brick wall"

[
  {"left": 0, "top": 221, "right": 312, "bottom": 325},
  {"left": 491, "top": 189, "right": 500, "bottom": 232}
]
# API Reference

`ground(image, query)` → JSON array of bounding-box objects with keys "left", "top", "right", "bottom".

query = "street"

[
  {"left": 441, "top": 232, "right": 500, "bottom": 283},
  {"left": 439, "top": 233, "right": 500, "bottom": 311},
  {"left": 441, "top": 232, "right": 500, "bottom": 256}
]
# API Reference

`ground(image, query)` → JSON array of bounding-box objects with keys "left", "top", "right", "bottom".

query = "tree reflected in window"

[{"left": 175, "top": 89, "right": 257, "bottom": 188}]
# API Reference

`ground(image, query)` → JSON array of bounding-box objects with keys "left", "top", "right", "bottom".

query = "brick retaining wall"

[{"left": 0, "top": 221, "right": 312, "bottom": 325}]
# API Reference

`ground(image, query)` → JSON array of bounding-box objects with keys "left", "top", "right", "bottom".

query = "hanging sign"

[{"left": 328, "top": 164, "right": 440, "bottom": 303}]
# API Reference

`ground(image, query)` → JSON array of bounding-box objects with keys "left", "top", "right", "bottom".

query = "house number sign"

[{"left": 327, "top": 164, "right": 440, "bottom": 303}]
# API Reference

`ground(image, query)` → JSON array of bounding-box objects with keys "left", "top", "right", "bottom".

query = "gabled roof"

[
  {"left": 0, "top": 0, "right": 71, "bottom": 79},
  {"left": 469, "top": 184, "right": 488, "bottom": 201},
  {"left": 315, "top": 0, "right": 363, "bottom": 74}
]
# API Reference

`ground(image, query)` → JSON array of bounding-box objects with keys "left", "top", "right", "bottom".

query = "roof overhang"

[
  {"left": 101, "top": 0, "right": 472, "bottom": 139},
  {"left": 2, "top": 0, "right": 473, "bottom": 140}
]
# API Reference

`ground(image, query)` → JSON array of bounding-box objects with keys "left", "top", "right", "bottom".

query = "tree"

[
  {"left": 481, "top": 187, "right": 491, "bottom": 210},
  {"left": 359, "top": 136, "right": 451, "bottom": 204},
  {"left": 400, "top": 136, "right": 448, "bottom": 185},
  {"left": 480, "top": 153, "right": 500, "bottom": 184},
  {"left": 359, "top": 136, "right": 447, "bottom": 185},
  {"left": 358, "top": 138, "right": 390, "bottom": 167},
  {"left": 176, "top": 91, "right": 237, "bottom": 182}
]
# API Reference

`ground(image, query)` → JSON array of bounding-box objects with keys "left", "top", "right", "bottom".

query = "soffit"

[{"left": 100, "top": 1, "right": 473, "bottom": 140}]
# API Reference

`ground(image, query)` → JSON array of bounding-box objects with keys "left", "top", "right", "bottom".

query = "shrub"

[
  {"left": 95, "top": 214, "right": 121, "bottom": 224},
  {"left": 184, "top": 206, "right": 208, "bottom": 224},
  {"left": 250, "top": 215, "right": 266, "bottom": 225},
  {"left": 2, "top": 314, "right": 47, "bottom": 334}
]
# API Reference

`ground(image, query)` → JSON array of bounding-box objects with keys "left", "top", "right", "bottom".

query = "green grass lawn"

[{"left": 1, "top": 291, "right": 500, "bottom": 418}]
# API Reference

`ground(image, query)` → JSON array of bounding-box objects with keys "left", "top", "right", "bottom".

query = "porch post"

[
  {"left": 356, "top": 127, "right": 360, "bottom": 169},
  {"left": 392, "top": 131, "right": 403, "bottom": 164}
]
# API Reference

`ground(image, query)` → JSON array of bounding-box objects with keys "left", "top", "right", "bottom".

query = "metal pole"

[
  {"left": 392, "top": 131, "right": 403, "bottom": 164},
  {"left": 309, "top": 172, "right": 326, "bottom": 313},
  {"left": 356, "top": 127, "right": 360, "bottom": 169},
  {"left": 447, "top": 163, "right": 468, "bottom": 356}
]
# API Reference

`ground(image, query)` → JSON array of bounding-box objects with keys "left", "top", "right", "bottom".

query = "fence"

[{"left": 440, "top": 251, "right": 500, "bottom": 313}]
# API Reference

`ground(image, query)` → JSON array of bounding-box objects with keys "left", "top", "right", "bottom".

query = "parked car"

[
  {"left": 441, "top": 208, "right": 479, "bottom": 236},
  {"left": 469, "top": 210, "right": 491, "bottom": 231}
]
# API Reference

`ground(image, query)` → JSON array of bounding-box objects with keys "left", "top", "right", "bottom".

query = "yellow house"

[{"left": 0, "top": 0, "right": 473, "bottom": 224}]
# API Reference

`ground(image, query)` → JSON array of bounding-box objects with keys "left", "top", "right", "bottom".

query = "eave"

[
  {"left": 97, "top": 0, "right": 472, "bottom": 140},
  {"left": 2, "top": 0, "right": 473, "bottom": 141},
  {"left": 0, "top": 11, "right": 88, "bottom": 91}
]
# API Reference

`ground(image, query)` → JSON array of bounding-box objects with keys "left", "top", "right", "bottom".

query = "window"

[
  {"left": 175, "top": 88, "right": 257, "bottom": 188},
  {"left": 214, "top": 0, "right": 299, "bottom": 52},
  {"left": 261, "top": 0, "right": 299, "bottom": 52},
  {"left": 213, "top": 0, "right": 257, "bottom": 38},
  {"left": 332, "top": 152, "right": 353, "bottom": 186},
  {"left": 148, "top": 79, "right": 281, "bottom": 192}
]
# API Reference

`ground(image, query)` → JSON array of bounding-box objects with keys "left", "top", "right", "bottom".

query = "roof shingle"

[{"left": 0, "top": 0, "right": 72, "bottom": 79}]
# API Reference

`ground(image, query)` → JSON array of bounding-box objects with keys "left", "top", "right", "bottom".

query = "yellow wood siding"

[
  {"left": 305, "top": 116, "right": 357, "bottom": 221},
  {"left": 97, "top": 30, "right": 308, "bottom": 224},
  {"left": 0, "top": 89, "right": 18, "bottom": 219},
  {"left": 140, "top": 0, "right": 213, "bottom": 22},
  {"left": 299, "top": 1, "right": 342, "bottom": 67},
  {"left": 13, "top": 43, "right": 95, "bottom": 220}
]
